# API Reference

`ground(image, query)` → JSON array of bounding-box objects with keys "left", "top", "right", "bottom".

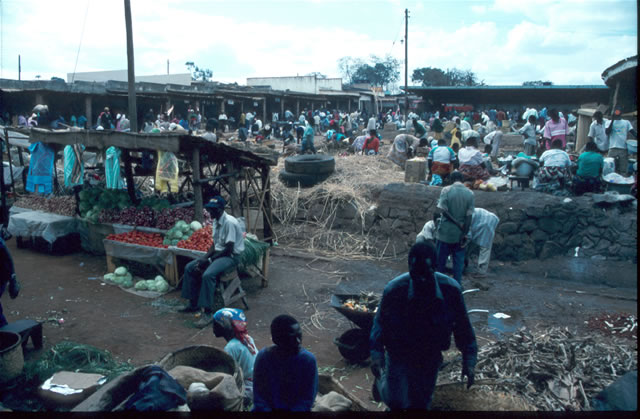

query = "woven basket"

[{"left": 0, "top": 331, "right": 24, "bottom": 385}]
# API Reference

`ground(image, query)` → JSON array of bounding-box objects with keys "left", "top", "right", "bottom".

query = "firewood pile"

[{"left": 440, "top": 326, "right": 637, "bottom": 411}]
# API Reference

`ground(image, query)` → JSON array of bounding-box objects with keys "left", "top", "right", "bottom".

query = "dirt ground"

[{"left": 1, "top": 237, "right": 637, "bottom": 411}]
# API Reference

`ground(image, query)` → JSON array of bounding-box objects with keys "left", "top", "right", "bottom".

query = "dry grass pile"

[
  {"left": 270, "top": 153, "right": 404, "bottom": 259},
  {"left": 438, "top": 326, "right": 637, "bottom": 411}
]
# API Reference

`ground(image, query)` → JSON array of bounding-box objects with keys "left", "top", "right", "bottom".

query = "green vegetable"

[
  {"left": 190, "top": 221, "right": 203, "bottom": 231},
  {"left": 154, "top": 275, "right": 165, "bottom": 282},
  {"left": 146, "top": 284, "right": 158, "bottom": 292},
  {"left": 156, "top": 280, "right": 169, "bottom": 293},
  {"left": 104, "top": 273, "right": 115, "bottom": 282},
  {"left": 135, "top": 281, "right": 148, "bottom": 290},
  {"left": 173, "top": 231, "right": 183, "bottom": 240},
  {"left": 171, "top": 239, "right": 179, "bottom": 246},
  {"left": 176, "top": 220, "right": 188, "bottom": 229},
  {"left": 78, "top": 190, "right": 89, "bottom": 201},
  {"left": 115, "top": 267, "right": 128, "bottom": 276}
]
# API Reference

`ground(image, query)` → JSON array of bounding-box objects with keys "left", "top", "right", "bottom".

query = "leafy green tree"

[
  {"left": 412, "top": 67, "right": 483, "bottom": 86},
  {"left": 340, "top": 55, "right": 400, "bottom": 89},
  {"left": 185, "top": 61, "right": 213, "bottom": 82},
  {"left": 522, "top": 80, "right": 553, "bottom": 86}
]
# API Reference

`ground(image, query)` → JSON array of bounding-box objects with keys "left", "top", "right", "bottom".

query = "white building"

[{"left": 67, "top": 70, "right": 192, "bottom": 86}]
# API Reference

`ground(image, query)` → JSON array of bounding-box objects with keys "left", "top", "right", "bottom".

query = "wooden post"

[
  {"left": 296, "top": 100, "right": 300, "bottom": 117},
  {"left": 260, "top": 166, "right": 273, "bottom": 244},
  {"left": 4, "top": 128, "right": 15, "bottom": 193},
  {"left": 84, "top": 96, "right": 92, "bottom": 128},
  {"left": 124, "top": 0, "right": 138, "bottom": 133},
  {"left": 192, "top": 147, "right": 203, "bottom": 223},
  {"left": 262, "top": 97, "right": 267, "bottom": 124},
  {"left": 122, "top": 150, "right": 138, "bottom": 205},
  {"left": 576, "top": 108, "right": 595, "bottom": 154},
  {"left": 228, "top": 160, "right": 240, "bottom": 217},
  {"left": 280, "top": 97, "right": 284, "bottom": 118},
  {"left": 611, "top": 80, "right": 621, "bottom": 114}
]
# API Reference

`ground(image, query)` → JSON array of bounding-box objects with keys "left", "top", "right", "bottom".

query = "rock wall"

[{"left": 328, "top": 183, "right": 637, "bottom": 262}]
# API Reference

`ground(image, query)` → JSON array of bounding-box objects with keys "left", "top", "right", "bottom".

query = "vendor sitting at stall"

[
  {"left": 180, "top": 196, "right": 245, "bottom": 328},
  {"left": 427, "top": 139, "right": 457, "bottom": 182},
  {"left": 534, "top": 139, "right": 573, "bottom": 194},
  {"left": 213, "top": 308, "right": 258, "bottom": 405},
  {"left": 573, "top": 141, "right": 604, "bottom": 195},
  {"left": 457, "top": 137, "right": 490, "bottom": 182}
]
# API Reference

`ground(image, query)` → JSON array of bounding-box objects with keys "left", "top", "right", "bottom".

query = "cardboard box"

[
  {"left": 39, "top": 371, "right": 106, "bottom": 408},
  {"left": 405, "top": 158, "right": 427, "bottom": 183}
]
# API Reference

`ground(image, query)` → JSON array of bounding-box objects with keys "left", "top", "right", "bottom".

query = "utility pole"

[
  {"left": 18, "top": 55, "right": 20, "bottom": 81},
  {"left": 123, "top": 0, "right": 138, "bottom": 205},
  {"left": 404, "top": 8, "right": 409, "bottom": 123},
  {"left": 167, "top": 59, "right": 169, "bottom": 75},
  {"left": 124, "top": 0, "right": 137, "bottom": 132}
]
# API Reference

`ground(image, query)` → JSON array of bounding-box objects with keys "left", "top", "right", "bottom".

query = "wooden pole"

[
  {"left": 404, "top": 8, "right": 409, "bottom": 122},
  {"left": 122, "top": 150, "right": 137, "bottom": 204},
  {"left": 124, "top": 0, "right": 138, "bottom": 132},
  {"left": 228, "top": 161, "right": 239, "bottom": 217},
  {"left": 192, "top": 147, "right": 203, "bottom": 223},
  {"left": 260, "top": 166, "right": 273, "bottom": 244}
]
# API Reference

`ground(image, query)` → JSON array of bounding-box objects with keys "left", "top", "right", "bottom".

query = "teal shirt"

[
  {"left": 225, "top": 337, "right": 256, "bottom": 382},
  {"left": 576, "top": 151, "right": 603, "bottom": 178},
  {"left": 436, "top": 183, "right": 475, "bottom": 244}
]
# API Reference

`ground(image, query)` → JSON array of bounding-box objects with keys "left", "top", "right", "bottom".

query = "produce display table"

[
  {"left": 8, "top": 210, "right": 81, "bottom": 254},
  {"left": 103, "top": 239, "right": 178, "bottom": 286}
]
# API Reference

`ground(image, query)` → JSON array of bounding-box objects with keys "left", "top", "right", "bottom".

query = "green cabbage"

[
  {"left": 104, "top": 273, "right": 115, "bottom": 282},
  {"left": 190, "top": 221, "right": 203, "bottom": 231},
  {"left": 135, "top": 281, "right": 148, "bottom": 290},
  {"left": 115, "top": 267, "right": 128, "bottom": 276},
  {"left": 154, "top": 275, "right": 165, "bottom": 282}
]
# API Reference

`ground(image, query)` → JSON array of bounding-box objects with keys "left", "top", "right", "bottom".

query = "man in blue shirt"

[
  {"left": 370, "top": 241, "right": 477, "bottom": 410},
  {"left": 301, "top": 115, "right": 317, "bottom": 154},
  {"left": 253, "top": 314, "right": 318, "bottom": 411}
]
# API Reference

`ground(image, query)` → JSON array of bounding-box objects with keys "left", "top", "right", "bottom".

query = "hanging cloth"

[
  {"left": 64, "top": 144, "right": 85, "bottom": 187},
  {"left": 155, "top": 151, "right": 179, "bottom": 193},
  {"left": 26, "top": 142, "right": 55, "bottom": 194},
  {"left": 105, "top": 146, "right": 124, "bottom": 189}
]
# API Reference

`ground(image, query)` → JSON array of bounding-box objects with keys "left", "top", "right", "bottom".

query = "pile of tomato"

[
  {"left": 106, "top": 231, "right": 168, "bottom": 248},
  {"left": 177, "top": 225, "right": 213, "bottom": 252}
]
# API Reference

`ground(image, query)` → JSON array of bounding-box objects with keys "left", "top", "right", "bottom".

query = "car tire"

[
  {"left": 278, "top": 169, "right": 331, "bottom": 188},
  {"left": 284, "top": 154, "right": 335, "bottom": 175}
]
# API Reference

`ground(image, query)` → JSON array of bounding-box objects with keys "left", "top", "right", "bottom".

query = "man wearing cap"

[
  {"left": 605, "top": 108, "right": 637, "bottom": 176},
  {"left": 179, "top": 196, "right": 245, "bottom": 328}
]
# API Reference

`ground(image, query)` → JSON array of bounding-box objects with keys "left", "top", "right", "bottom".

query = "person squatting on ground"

[
  {"left": 252, "top": 314, "right": 318, "bottom": 412},
  {"left": 369, "top": 241, "right": 477, "bottom": 410},
  {"left": 534, "top": 139, "right": 573, "bottom": 195},
  {"left": 427, "top": 139, "right": 457, "bottom": 182},
  {"left": 457, "top": 137, "right": 491, "bottom": 182},
  {"left": 435, "top": 171, "right": 474, "bottom": 285},
  {"left": 605, "top": 107, "right": 637, "bottom": 176},
  {"left": 180, "top": 196, "right": 245, "bottom": 328},
  {"left": 573, "top": 141, "right": 604, "bottom": 196},
  {"left": 0, "top": 232, "right": 21, "bottom": 327},
  {"left": 464, "top": 208, "right": 500, "bottom": 277},
  {"left": 212, "top": 308, "right": 258, "bottom": 405},
  {"left": 362, "top": 129, "right": 380, "bottom": 155}
]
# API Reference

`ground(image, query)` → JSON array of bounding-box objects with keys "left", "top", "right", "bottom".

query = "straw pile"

[
  {"left": 439, "top": 327, "right": 637, "bottom": 411},
  {"left": 271, "top": 153, "right": 404, "bottom": 260}
]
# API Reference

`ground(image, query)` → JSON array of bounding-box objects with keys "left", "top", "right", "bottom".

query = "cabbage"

[
  {"left": 190, "top": 221, "right": 203, "bottom": 231},
  {"left": 171, "top": 239, "right": 179, "bottom": 246},
  {"left": 156, "top": 280, "right": 169, "bottom": 293},
  {"left": 104, "top": 273, "right": 115, "bottom": 282},
  {"left": 135, "top": 281, "right": 148, "bottom": 290},
  {"left": 176, "top": 220, "right": 188, "bottom": 229},
  {"left": 113, "top": 276, "right": 124, "bottom": 285},
  {"left": 122, "top": 277, "right": 133, "bottom": 288},
  {"left": 122, "top": 273, "right": 133, "bottom": 283},
  {"left": 115, "top": 267, "right": 128, "bottom": 276},
  {"left": 174, "top": 231, "right": 183, "bottom": 240},
  {"left": 154, "top": 275, "right": 165, "bottom": 282},
  {"left": 146, "top": 283, "right": 158, "bottom": 292},
  {"left": 181, "top": 225, "right": 191, "bottom": 234}
]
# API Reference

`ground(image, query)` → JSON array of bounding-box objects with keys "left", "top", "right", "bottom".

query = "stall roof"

[{"left": 27, "top": 128, "right": 278, "bottom": 167}]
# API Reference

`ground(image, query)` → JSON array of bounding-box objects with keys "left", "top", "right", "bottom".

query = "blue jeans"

[
  {"left": 181, "top": 257, "right": 237, "bottom": 310},
  {"left": 376, "top": 352, "right": 442, "bottom": 410},
  {"left": 301, "top": 138, "right": 316, "bottom": 154},
  {"left": 436, "top": 240, "right": 466, "bottom": 285}
]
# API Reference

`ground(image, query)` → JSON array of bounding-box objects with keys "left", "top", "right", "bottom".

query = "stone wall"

[{"left": 321, "top": 183, "right": 637, "bottom": 262}]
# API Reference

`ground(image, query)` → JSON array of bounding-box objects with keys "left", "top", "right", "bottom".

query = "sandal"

[{"left": 194, "top": 315, "right": 213, "bottom": 329}]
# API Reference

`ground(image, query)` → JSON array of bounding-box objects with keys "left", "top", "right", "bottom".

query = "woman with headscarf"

[
  {"left": 534, "top": 138, "right": 573, "bottom": 194},
  {"left": 213, "top": 308, "right": 258, "bottom": 403},
  {"left": 387, "top": 133, "right": 421, "bottom": 168}
]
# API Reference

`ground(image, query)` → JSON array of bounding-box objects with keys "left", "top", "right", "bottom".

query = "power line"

[{"left": 71, "top": 0, "right": 90, "bottom": 84}]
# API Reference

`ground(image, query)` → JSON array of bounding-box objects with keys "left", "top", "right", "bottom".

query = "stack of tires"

[{"left": 279, "top": 154, "right": 336, "bottom": 188}]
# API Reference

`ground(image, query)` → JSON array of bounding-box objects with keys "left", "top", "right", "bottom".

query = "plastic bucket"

[
  {"left": 627, "top": 140, "right": 637, "bottom": 154},
  {"left": 0, "top": 331, "right": 24, "bottom": 384}
]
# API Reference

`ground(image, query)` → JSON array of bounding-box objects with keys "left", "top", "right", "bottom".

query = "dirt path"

[{"left": 1, "top": 239, "right": 636, "bottom": 411}]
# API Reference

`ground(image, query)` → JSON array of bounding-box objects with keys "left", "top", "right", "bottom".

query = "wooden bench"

[
  {"left": 217, "top": 268, "right": 249, "bottom": 310},
  {"left": 509, "top": 175, "right": 530, "bottom": 190}
]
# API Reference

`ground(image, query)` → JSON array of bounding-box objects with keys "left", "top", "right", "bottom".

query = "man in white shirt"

[
  {"left": 518, "top": 115, "right": 540, "bottom": 156},
  {"left": 465, "top": 208, "right": 499, "bottom": 277},
  {"left": 482, "top": 130, "right": 503, "bottom": 159},
  {"left": 180, "top": 196, "right": 245, "bottom": 328},
  {"left": 605, "top": 108, "right": 637, "bottom": 175}
]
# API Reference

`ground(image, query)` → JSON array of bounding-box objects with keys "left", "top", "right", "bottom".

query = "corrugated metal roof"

[{"left": 404, "top": 85, "right": 607, "bottom": 91}]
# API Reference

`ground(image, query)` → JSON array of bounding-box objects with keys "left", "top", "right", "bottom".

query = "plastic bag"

[
  {"left": 155, "top": 151, "right": 179, "bottom": 193},
  {"left": 105, "top": 146, "right": 124, "bottom": 189},
  {"left": 26, "top": 142, "right": 55, "bottom": 194},
  {"left": 64, "top": 144, "right": 85, "bottom": 187}
]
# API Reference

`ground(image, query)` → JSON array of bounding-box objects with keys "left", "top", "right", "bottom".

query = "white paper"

[{"left": 493, "top": 312, "right": 511, "bottom": 319}]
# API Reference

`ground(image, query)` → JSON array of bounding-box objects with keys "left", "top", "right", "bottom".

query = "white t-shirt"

[
  {"left": 428, "top": 146, "right": 456, "bottom": 163},
  {"left": 588, "top": 120, "right": 609, "bottom": 152},
  {"left": 540, "top": 149, "right": 571, "bottom": 168},
  {"left": 606, "top": 119, "right": 633, "bottom": 150},
  {"left": 213, "top": 212, "right": 245, "bottom": 255},
  {"left": 458, "top": 147, "right": 484, "bottom": 165}
]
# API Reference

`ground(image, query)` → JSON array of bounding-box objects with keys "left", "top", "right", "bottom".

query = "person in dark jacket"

[
  {"left": 0, "top": 233, "right": 20, "bottom": 327},
  {"left": 370, "top": 241, "right": 477, "bottom": 410},
  {"left": 253, "top": 314, "right": 318, "bottom": 411}
]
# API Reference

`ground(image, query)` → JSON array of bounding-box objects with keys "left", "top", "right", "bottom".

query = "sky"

[{"left": 0, "top": 0, "right": 637, "bottom": 87}]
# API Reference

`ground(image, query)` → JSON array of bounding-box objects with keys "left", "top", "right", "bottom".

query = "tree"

[
  {"left": 522, "top": 80, "right": 553, "bottom": 86},
  {"left": 185, "top": 61, "right": 213, "bottom": 82},
  {"left": 340, "top": 55, "right": 400, "bottom": 90},
  {"left": 412, "top": 66, "right": 484, "bottom": 86},
  {"left": 307, "top": 72, "right": 327, "bottom": 79}
]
